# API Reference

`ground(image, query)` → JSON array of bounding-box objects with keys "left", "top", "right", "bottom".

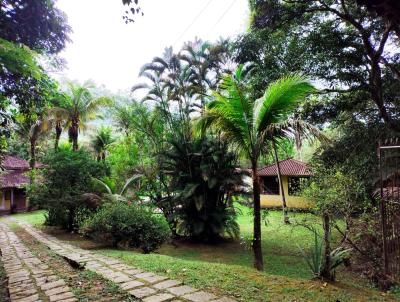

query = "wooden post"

[
  {"left": 10, "top": 189, "right": 14, "bottom": 212},
  {"left": 1, "top": 190, "right": 4, "bottom": 210}
]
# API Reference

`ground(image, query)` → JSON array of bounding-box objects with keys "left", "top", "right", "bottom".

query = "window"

[
  {"left": 262, "top": 177, "right": 280, "bottom": 195},
  {"left": 288, "top": 177, "right": 308, "bottom": 195}
]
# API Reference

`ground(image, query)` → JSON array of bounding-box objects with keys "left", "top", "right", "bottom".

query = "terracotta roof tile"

[
  {"left": 2, "top": 155, "right": 30, "bottom": 170},
  {"left": 258, "top": 159, "right": 312, "bottom": 177},
  {"left": 0, "top": 170, "right": 29, "bottom": 188},
  {"left": 2, "top": 155, "right": 43, "bottom": 170}
]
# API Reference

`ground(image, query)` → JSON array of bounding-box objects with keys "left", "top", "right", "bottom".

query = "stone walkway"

[
  {"left": 0, "top": 222, "right": 77, "bottom": 302},
  {"left": 2, "top": 219, "right": 235, "bottom": 302}
]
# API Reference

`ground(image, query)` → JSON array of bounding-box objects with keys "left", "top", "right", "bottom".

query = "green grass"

[
  {"left": 3, "top": 210, "right": 46, "bottom": 225},
  {"left": 11, "top": 206, "right": 397, "bottom": 302}
]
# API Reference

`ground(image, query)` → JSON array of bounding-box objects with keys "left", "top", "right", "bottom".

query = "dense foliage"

[
  {"left": 29, "top": 149, "right": 108, "bottom": 231},
  {"left": 81, "top": 202, "right": 171, "bottom": 253},
  {"left": 162, "top": 137, "right": 243, "bottom": 242}
]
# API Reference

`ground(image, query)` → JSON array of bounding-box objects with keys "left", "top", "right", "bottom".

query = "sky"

[{"left": 55, "top": 0, "right": 249, "bottom": 93}]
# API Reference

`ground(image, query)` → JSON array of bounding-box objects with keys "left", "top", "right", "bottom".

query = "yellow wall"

[
  {"left": 260, "top": 176, "right": 314, "bottom": 209},
  {"left": 0, "top": 190, "right": 11, "bottom": 211}
]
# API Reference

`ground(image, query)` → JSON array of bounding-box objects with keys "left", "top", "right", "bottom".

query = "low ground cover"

[{"left": 6, "top": 208, "right": 399, "bottom": 301}]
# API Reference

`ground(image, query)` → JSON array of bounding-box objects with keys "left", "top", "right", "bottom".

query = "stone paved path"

[
  {"left": 0, "top": 222, "right": 77, "bottom": 302},
  {"left": 4, "top": 220, "right": 236, "bottom": 302}
]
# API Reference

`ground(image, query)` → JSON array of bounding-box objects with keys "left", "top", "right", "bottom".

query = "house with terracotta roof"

[
  {"left": 0, "top": 155, "right": 36, "bottom": 214},
  {"left": 258, "top": 158, "right": 313, "bottom": 209}
]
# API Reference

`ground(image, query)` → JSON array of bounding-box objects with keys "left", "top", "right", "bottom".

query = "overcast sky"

[{"left": 55, "top": 0, "right": 249, "bottom": 92}]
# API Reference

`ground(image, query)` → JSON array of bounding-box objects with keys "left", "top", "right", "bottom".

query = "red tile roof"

[
  {"left": 2, "top": 155, "right": 43, "bottom": 170},
  {"left": 258, "top": 159, "right": 312, "bottom": 177},
  {"left": 2, "top": 155, "right": 30, "bottom": 170},
  {"left": 0, "top": 170, "right": 29, "bottom": 188}
]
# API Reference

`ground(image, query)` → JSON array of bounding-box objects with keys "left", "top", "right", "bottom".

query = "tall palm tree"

[
  {"left": 112, "top": 104, "right": 134, "bottom": 136},
  {"left": 52, "top": 82, "right": 112, "bottom": 151},
  {"left": 180, "top": 38, "right": 230, "bottom": 113},
  {"left": 91, "top": 126, "right": 115, "bottom": 161},
  {"left": 15, "top": 114, "right": 52, "bottom": 168},
  {"left": 196, "top": 66, "right": 317, "bottom": 271}
]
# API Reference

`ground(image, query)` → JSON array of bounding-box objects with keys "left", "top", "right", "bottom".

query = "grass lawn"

[{"left": 9, "top": 206, "right": 399, "bottom": 302}]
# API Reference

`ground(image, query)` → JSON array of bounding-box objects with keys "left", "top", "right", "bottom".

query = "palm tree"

[
  {"left": 91, "top": 126, "right": 115, "bottom": 161},
  {"left": 196, "top": 66, "right": 317, "bottom": 271},
  {"left": 180, "top": 38, "right": 230, "bottom": 113},
  {"left": 15, "top": 114, "right": 52, "bottom": 168},
  {"left": 112, "top": 104, "right": 134, "bottom": 136},
  {"left": 52, "top": 82, "right": 112, "bottom": 151}
]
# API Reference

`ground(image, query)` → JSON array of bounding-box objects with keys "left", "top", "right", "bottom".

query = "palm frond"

[
  {"left": 255, "top": 75, "right": 316, "bottom": 132},
  {"left": 92, "top": 177, "right": 113, "bottom": 194},
  {"left": 120, "top": 174, "right": 143, "bottom": 196}
]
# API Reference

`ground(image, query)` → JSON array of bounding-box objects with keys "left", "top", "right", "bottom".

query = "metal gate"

[{"left": 379, "top": 139, "right": 400, "bottom": 279}]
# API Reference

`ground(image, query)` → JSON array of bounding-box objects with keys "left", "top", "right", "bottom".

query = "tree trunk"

[
  {"left": 29, "top": 138, "right": 36, "bottom": 169},
  {"left": 55, "top": 122, "right": 62, "bottom": 150},
  {"left": 320, "top": 212, "right": 333, "bottom": 281},
  {"left": 69, "top": 120, "right": 79, "bottom": 151},
  {"left": 68, "top": 206, "right": 75, "bottom": 232},
  {"left": 272, "top": 141, "right": 289, "bottom": 224},
  {"left": 252, "top": 160, "right": 264, "bottom": 271}
]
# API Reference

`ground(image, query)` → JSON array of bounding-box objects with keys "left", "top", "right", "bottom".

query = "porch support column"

[{"left": 10, "top": 189, "right": 14, "bottom": 211}]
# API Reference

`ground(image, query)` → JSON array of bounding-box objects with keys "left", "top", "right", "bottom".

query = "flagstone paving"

[
  {"left": 0, "top": 222, "right": 77, "bottom": 302},
  {"left": 1, "top": 219, "right": 236, "bottom": 302}
]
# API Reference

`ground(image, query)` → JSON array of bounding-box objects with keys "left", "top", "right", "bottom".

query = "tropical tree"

[
  {"left": 14, "top": 113, "right": 53, "bottom": 168},
  {"left": 112, "top": 104, "right": 134, "bottom": 136},
  {"left": 196, "top": 66, "right": 317, "bottom": 271},
  {"left": 162, "top": 136, "right": 244, "bottom": 241},
  {"left": 52, "top": 82, "right": 112, "bottom": 151},
  {"left": 180, "top": 38, "right": 230, "bottom": 113},
  {"left": 91, "top": 126, "right": 115, "bottom": 161}
]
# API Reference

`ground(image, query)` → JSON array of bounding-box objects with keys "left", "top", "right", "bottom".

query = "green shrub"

[
  {"left": 162, "top": 136, "right": 243, "bottom": 242},
  {"left": 27, "top": 149, "right": 108, "bottom": 231},
  {"left": 81, "top": 203, "right": 171, "bottom": 253}
]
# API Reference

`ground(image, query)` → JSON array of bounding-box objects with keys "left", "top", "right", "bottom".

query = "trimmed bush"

[{"left": 81, "top": 203, "right": 171, "bottom": 253}]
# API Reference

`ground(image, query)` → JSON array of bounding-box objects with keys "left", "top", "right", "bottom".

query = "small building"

[
  {"left": 259, "top": 159, "right": 313, "bottom": 209},
  {"left": 0, "top": 155, "right": 34, "bottom": 214}
]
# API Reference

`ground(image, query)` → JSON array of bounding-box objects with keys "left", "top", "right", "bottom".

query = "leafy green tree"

[
  {"left": 52, "top": 82, "right": 112, "bottom": 151},
  {"left": 240, "top": 0, "right": 400, "bottom": 132},
  {"left": 197, "top": 66, "right": 316, "bottom": 270},
  {"left": 302, "top": 165, "right": 367, "bottom": 281},
  {"left": 29, "top": 149, "right": 108, "bottom": 231},
  {"left": 0, "top": 0, "right": 70, "bottom": 158},
  {"left": 0, "top": 0, "right": 71, "bottom": 54}
]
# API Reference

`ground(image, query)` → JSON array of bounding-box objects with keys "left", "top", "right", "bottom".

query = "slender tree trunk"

[
  {"left": 68, "top": 206, "right": 75, "bottom": 232},
  {"left": 272, "top": 141, "right": 289, "bottom": 224},
  {"left": 69, "top": 120, "right": 79, "bottom": 151},
  {"left": 252, "top": 160, "right": 264, "bottom": 271},
  {"left": 320, "top": 212, "right": 333, "bottom": 281},
  {"left": 55, "top": 122, "right": 62, "bottom": 150},
  {"left": 73, "top": 134, "right": 78, "bottom": 151},
  {"left": 29, "top": 138, "right": 36, "bottom": 169}
]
